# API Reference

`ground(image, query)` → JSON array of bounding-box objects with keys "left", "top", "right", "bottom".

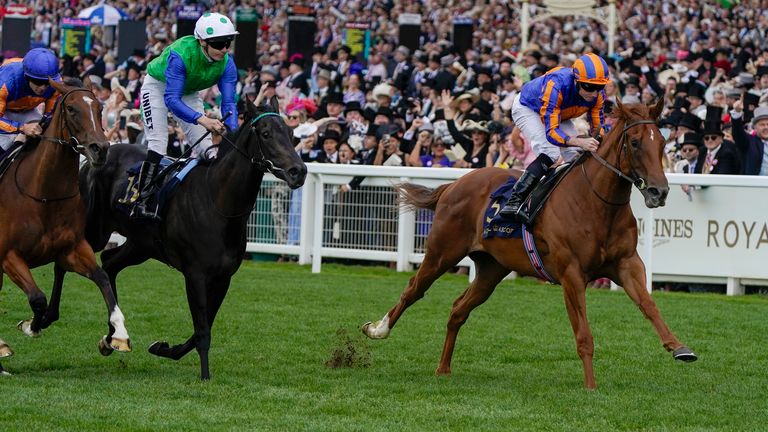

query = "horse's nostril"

[{"left": 648, "top": 187, "right": 660, "bottom": 197}]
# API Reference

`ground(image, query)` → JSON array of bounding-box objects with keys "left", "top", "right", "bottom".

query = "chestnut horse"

[
  {"left": 0, "top": 78, "right": 131, "bottom": 371},
  {"left": 362, "top": 98, "right": 697, "bottom": 389}
]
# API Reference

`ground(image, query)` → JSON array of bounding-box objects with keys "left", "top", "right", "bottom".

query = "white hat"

[
  {"left": 372, "top": 83, "right": 393, "bottom": 99},
  {"left": 293, "top": 122, "right": 318, "bottom": 139},
  {"left": 111, "top": 77, "right": 131, "bottom": 101}
]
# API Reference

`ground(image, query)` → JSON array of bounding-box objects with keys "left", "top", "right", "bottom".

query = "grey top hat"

[{"left": 752, "top": 105, "right": 768, "bottom": 124}]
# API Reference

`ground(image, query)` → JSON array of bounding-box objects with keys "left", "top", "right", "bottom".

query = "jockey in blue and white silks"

[
  {"left": 0, "top": 48, "right": 61, "bottom": 157},
  {"left": 500, "top": 53, "right": 610, "bottom": 223},
  {"left": 132, "top": 11, "right": 239, "bottom": 220}
]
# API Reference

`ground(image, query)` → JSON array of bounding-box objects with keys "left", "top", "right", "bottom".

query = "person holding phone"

[
  {"left": 131, "top": 11, "right": 239, "bottom": 219},
  {"left": 499, "top": 53, "right": 610, "bottom": 223}
]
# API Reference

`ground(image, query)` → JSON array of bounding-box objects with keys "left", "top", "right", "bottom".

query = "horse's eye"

[
  {"left": 261, "top": 129, "right": 270, "bottom": 139},
  {"left": 66, "top": 105, "right": 76, "bottom": 114},
  {"left": 631, "top": 138, "right": 640, "bottom": 148}
]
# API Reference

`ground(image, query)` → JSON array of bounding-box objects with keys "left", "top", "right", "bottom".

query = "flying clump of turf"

[{"left": 325, "top": 328, "right": 371, "bottom": 368}]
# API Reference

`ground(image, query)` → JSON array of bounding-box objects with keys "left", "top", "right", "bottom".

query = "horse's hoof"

[
  {"left": 148, "top": 341, "right": 169, "bottom": 356},
  {"left": 98, "top": 336, "right": 115, "bottom": 357},
  {"left": 0, "top": 365, "right": 10, "bottom": 377},
  {"left": 110, "top": 338, "right": 132, "bottom": 353},
  {"left": 17, "top": 320, "right": 41, "bottom": 338},
  {"left": 0, "top": 343, "right": 13, "bottom": 359},
  {"left": 361, "top": 321, "right": 389, "bottom": 339},
  {"left": 673, "top": 346, "right": 698, "bottom": 362},
  {"left": 435, "top": 367, "right": 452, "bottom": 376}
]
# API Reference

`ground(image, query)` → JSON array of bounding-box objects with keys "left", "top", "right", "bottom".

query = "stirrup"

[{"left": 130, "top": 200, "right": 161, "bottom": 221}]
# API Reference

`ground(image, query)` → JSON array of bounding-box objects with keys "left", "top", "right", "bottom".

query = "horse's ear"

[
  {"left": 50, "top": 78, "right": 68, "bottom": 95},
  {"left": 246, "top": 98, "right": 257, "bottom": 117},
  {"left": 83, "top": 75, "right": 94, "bottom": 92},
  {"left": 613, "top": 97, "right": 626, "bottom": 120},
  {"left": 269, "top": 95, "right": 280, "bottom": 113},
  {"left": 648, "top": 95, "right": 665, "bottom": 120}
]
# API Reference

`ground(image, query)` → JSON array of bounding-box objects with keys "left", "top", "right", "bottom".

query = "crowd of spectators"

[{"left": 15, "top": 0, "right": 767, "bottom": 180}]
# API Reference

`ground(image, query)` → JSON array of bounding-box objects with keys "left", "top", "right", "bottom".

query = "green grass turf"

[{"left": 1, "top": 260, "right": 766, "bottom": 431}]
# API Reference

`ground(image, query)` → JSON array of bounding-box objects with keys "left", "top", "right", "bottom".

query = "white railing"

[{"left": 244, "top": 165, "right": 768, "bottom": 295}]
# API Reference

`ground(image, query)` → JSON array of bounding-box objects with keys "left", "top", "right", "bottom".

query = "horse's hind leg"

[
  {"left": 60, "top": 240, "right": 132, "bottom": 354},
  {"left": 614, "top": 254, "right": 697, "bottom": 362},
  {"left": 3, "top": 251, "right": 48, "bottom": 337},
  {"left": 362, "top": 238, "right": 467, "bottom": 339},
  {"left": 436, "top": 253, "right": 509, "bottom": 375}
]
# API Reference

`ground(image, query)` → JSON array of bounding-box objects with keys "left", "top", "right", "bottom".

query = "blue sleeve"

[
  {"left": 218, "top": 57, "right": 239, "bottom": 131},
  {"left": 164, "top": 52, "right": 202, "bottom": 125}
]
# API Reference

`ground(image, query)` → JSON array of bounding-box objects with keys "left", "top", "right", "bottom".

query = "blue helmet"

[{"left": 23, "top": 48, "right": 61, "bottom": 81}]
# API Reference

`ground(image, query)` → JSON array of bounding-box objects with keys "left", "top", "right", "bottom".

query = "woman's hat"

[
  {"left": 293, "top": 123, "right": 318, "bottom": 139},
  {"left": 450, "top": 89, "right": 480, "bottom": 108},
  {"left": 462, "top": 120, "right": 489, "bottom": 134},
  {"left": 110, "top": 77, "right": 131, "bottom": 101}
]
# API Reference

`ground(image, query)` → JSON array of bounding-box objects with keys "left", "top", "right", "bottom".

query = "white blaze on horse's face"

[
  {"left": 650, "top": 129, "right": 654, "bottom": 143},
  {"left": 82, "top": 96, "right": 98, "bottom": 132}
]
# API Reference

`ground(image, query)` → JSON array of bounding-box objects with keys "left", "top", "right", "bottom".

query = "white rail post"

[
  {"left": 298, "top": 176, "right": 315, "bottom": 265},
  {"left": 311, "top": 174, "right": 325, "bottom": 273},
  {"left": 397, "top": 177, "right": 415, "bottom": 272},
  {"left": 643, "top": 207, "right": 653, "bottom": 293}
]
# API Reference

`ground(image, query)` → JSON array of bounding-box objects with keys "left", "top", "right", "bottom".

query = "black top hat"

[
  {"left": 476, "top": 66, "right": 493, "bottom": 77},
  {"left": 344, "top": 101, "right": 363, "bottom": 115},
  {"left": 757, "top": 65, "right": 768, "bottom": 78},
  {"left": 701, "top": 121, "right": 724, "bottom": 136},
  {"left": 687, "top": 83, "right": 706, "bottom": 99},
  {"left": 365, "top": 122, "right": 378, "bottom": 136},
  {"left": 705, "top": 105, "right": 723, "bottom": 124},
  {"left": 675, "top": 82, "right": 689, "bottom": 95},
  {"left": 338, "top": 45, "right": 352, "bottom": 55},
  {"left": 625, "top": 74, "right": 641, "bottom": 87},
  {"left": 677, "top": 112, "right": 702, "bottom": 132},
  {"left": 322, "top": 129, "right": 341, "bottom": 143},
  {"left": 744, "top": 92, "right": 760, "bottom": 109},
  {"left": 326, "top": 93, "right": 344, "bottom": 106},
  {"left": 131, "top": 48, "right": 145, "bottom": 58},
  {"left": 672, "top": 96, "right": 690, "bottom": 111},
  {"left": 375, "top": 106, "right": 393, "bottom": 119},
  {"left": 679, "top": 132, "right": 702, "bottom": 147}
]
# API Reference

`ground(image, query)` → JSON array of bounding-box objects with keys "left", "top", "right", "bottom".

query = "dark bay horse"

[
  {"left": 67, "top": 100, "right": 306, "bottom": 379},
  {"left": 0, "top": 78, "right": 132, "bottom": 369},
  {"left": 362, "top": 98, "right": 697, "bottom": 389}
]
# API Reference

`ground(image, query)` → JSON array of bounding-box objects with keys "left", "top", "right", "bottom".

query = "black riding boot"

[
  {"left": 131, "top": 150, "right": 162, "bottom": 220},
  {"left": 499, "top": 153, "right": 554, "bottom": 222}
]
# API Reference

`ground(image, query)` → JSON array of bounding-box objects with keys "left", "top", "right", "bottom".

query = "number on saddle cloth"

[{"left": 116, "top": 157, "right": 198, "bottom": 215}]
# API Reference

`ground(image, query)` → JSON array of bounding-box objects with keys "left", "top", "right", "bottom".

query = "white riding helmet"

[{"left": 194, "top": 12, "right": 239, "bottom": 41}]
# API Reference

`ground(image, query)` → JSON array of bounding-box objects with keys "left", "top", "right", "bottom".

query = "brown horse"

[
  {"left": 362, "top": 98, "right": 697, "bottom": 389},
  {"left": 0, "top": 78, "right": 131, "bottom": 370}
]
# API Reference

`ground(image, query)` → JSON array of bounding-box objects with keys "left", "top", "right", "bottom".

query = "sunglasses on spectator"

[
  {"left": 27, "top": 76, "right": 49, "bottom": 86},
  {"left": 578, "top": 82, "right": 605, "bottom": 92},
  {"left": 703, "top": 135, "right": 720, "bottom": 141},
  {"left": 680, "top": 147, "right": 698, "bottom": 152},
  {"left": 207, "top": 39, "right": 232, "bottom": 50},
  {"left": 288, "top": 115, "right": 302, "bottom": 120}
]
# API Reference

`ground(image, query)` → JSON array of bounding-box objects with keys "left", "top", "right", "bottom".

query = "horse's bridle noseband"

[{"left": 588, "top": 119, "right": 657, "bottom": 191}]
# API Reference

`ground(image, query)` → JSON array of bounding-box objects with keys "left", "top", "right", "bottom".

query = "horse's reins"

[
  {"left": 15, "top": 88, "right": 98, "bottom": 203},
  {"left": 206, "top": 111, "right": 285, "bottom": 218},
  {"left": 582, "top": 119, "right": 657, "bottom": 205}
]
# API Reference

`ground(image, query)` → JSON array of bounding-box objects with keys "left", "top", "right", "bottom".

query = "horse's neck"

[
  {"left": 581, "top": 136, "right": 633, "bottom": 210},
  {"left": 207, "top": 150, "right": 264, "bottom": 216},
  {"left": 25, "top": 129, "right": 79, "bottom": 196}
]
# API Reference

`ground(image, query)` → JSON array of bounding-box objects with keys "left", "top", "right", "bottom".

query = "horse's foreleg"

[
  {"left": 436, "top": 255, "right": 507, "bottom": 376},
  {"left": 39, "top": 264, "right": 65, "bottom": 330},
  {"left": 561, "top": 266, "right": 596, "bottom": 389},
  {"left": 615, "top": 253, "right": 697, "bottom": 362},
  {"left": 62, "top": 240, "right": 131, "bottom": 354},
  {"left": 3, "top": 251, "right": 47, "bottom": 337},
  {"left": 183, "top": 272, "right": 213, "bottom": 380},
  {"left": 100, "top": 241, "right": 150, "bottom": 302},
  {"left": 362, "top": 243, "right": 465, "bottom": 339}
]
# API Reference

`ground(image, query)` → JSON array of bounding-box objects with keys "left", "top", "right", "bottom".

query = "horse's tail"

[{"left": 394, "top": 182, "right": 451, "bottom": 212}]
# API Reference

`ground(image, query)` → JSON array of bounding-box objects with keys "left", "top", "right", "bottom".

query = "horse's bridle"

[
  {"left": 207, "top": 111, "right": 288, "bottom": 218},
  {"left": 218, "top": 112, "right": 286, "bottom": 176},
  {"left": 39, "top": 88, "right": 97, "bottom": 155},
  {"left": 582, "top": 119, "right": 657, "bottom": 205},
  {"left": 15, "top": 87, "right": 99, "bottom": 203}
]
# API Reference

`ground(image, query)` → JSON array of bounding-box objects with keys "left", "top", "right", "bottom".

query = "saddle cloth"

[
  {"left": 483, "top": 159, "right": 579, "bottom": 239},
  {"left": 116, "top": 156, "right": 198, "bottom": 216}
]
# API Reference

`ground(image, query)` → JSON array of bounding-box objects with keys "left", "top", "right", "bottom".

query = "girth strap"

[{"left": 521, "top": 224, "right": 558, "bottom": 284}]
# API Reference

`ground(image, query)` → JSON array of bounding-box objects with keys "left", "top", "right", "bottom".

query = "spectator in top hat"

[
  {"left": 676, "top": 132, "right": 702, "bottom": 174},
  {"left": 731, "top": 101, "right": 768, "bottom": 175},
  {"left": 316, "top": 129, "right": 341, "bottom": 163},
  {"left": 686, "top": 83, "right": 707, "bottom": 117},
  {"left": 677, "top": 112, "right": 702, "bottom": 135},
  {"left": 287, "top": 54, "right": 309, "bottom": 97},
  {"left": 697, "top": 106, "right": 741, "bottom": 175},
  {"left": 391, "top": 46, "right": 413, "bottom": 92}
]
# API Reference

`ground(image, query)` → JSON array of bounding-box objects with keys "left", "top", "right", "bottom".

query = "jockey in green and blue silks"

[
  {"left": 132, "top": 11, "right": 239, "bottom": 220},
  {"left": 500, "top": 53, "right": 611, "bottom": 223},
  {"left": 0, "top": 48, "right": 61, "bottom": 156}
]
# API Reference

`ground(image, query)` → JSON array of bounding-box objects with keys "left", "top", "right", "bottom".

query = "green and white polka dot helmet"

[{"left": 194, "top": 12, "right": 239, "bottom": 40}]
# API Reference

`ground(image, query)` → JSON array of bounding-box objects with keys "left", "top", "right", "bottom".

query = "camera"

[{"left": 119, "top": 116, "right": 127, "bottom": 129}]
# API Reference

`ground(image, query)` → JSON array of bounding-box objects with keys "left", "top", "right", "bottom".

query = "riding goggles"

[
  {"left": 578, "top": 82, "right": 605, "bottom": 92},
  {"left": 208, "top": 39, "right": 233, "bottom": 50}
]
